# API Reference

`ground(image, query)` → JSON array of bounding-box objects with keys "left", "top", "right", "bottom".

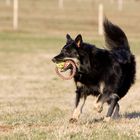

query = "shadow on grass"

[
  {"left": 84, "top": 117, "right": 104, "bottom": 124},
  {"left": 80, "top": 111, "right": 140, "bottom": 125},
  {"left": 84, "top": 112, "right": 140, "bottom": 124},
  {"left": 124, "top": 112, "right": 140, "bottom": 119}
]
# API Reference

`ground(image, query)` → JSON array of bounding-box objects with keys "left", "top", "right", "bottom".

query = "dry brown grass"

[
  {"left": 0, "top": 50, "right": 139, "bottom": 139},
  {"left": 0, "top": 0, "right": 139, "bottom": 139}
]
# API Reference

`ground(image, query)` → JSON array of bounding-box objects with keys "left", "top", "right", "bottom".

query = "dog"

[{"left": 52, "top": 19, "right": 136, "bottom": 122}]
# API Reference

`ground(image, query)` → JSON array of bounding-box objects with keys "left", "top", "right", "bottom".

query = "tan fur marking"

[
  {"left": 94, "top": 101, "right": 103, "bottom": 113},
  {"left": 100, "top": 82, "right": 105, "bottom": 94},
  {"left": 71, "top": 97, "right": 86, "bottom": 120},
  {"left": 77, "top": 40, "right": 81, "bottom": 48},
  {"left": 72, "top": 108, "right": 81, "bottom": 120},
  {"left": 103, "top": 117, "right": 111, "bottom": 122},
  {"left": 77, "top": 82, "right": 84, "bottom": 88}
]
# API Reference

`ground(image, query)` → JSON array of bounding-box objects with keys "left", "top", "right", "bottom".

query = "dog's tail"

[{"left": 103, "top": 18, "right": 130, "bottom": 51}]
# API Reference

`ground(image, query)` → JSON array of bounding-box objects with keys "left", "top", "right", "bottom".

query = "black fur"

[{"left": 52, "top": 19, "right": 136, "bottom": 120}]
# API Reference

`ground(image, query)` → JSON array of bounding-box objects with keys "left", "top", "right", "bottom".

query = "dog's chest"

[{"left": 75, "top": 81, "right": 104, "bottom": 96}]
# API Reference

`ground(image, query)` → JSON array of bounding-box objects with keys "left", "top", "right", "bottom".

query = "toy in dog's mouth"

[{"left": 55, "top": 60, "right": 76, "bottom": 80}]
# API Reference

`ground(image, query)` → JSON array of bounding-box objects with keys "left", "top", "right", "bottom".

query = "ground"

[{"left": 0, "top": 0, "right": 139, "bottom": 139}]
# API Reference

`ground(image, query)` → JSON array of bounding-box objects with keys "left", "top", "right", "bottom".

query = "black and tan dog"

[{"left": 52, "top": 19, "right": 136, "bottom": 122}]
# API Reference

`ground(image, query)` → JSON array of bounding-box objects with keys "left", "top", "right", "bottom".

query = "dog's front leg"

[{"left": 69, "top": 92, "right": 87, "bottom": 123}]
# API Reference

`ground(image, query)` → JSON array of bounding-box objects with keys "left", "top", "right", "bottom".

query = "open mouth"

[
  {"left": 56, "top": 60, "right": 73, "bottom": 72},
  {"left": 54, "top": 59, "right": 77, "bottom": 80}
]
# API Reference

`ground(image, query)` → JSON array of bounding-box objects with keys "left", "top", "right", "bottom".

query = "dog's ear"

[
  {"left": 66, "top": 34, "right": 72, "bottom": 43},
  {"left": 75, "top": 34, "right": 83, "bottom": 48}
]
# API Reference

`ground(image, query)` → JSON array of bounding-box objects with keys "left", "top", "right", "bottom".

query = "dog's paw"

[
  {"left": 69, "top": 118, "right": 78, "bottom": 123},
  {"left": 94, "top": 102, "right": 103, "bottom": 113},
  {"left": 103, "top": 117, "right": 111, "bottom": 122},
  {"left": 97, "top": 106, "right": 103, "bottom": 113}
]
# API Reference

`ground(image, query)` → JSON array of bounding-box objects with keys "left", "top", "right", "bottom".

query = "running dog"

[{"left": 52, "top": 19, "right": 136, "bottom": 122}]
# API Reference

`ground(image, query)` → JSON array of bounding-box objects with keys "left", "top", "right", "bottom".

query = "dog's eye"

[{"left": 61, "top": 49, "right": 69, "bottom": 55}]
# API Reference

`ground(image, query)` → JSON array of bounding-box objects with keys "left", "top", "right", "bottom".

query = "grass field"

[{"left": 0, "top": 0, "right": 140, "bottom": 139}]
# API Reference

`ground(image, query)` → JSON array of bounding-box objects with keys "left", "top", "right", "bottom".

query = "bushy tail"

[{"left": 103, "top": 19, "right": 130, "bottom": 51}]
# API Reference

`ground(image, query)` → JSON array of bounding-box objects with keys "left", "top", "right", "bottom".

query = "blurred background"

[
  {"left": 0, "top": 0, "right": 140, "bottom": 45},
  {"left": 0, "top": 0, "right": 140, "bottom": 139},
  {"left": 0, "top": 0, "right": 140, "bottom": 53}
]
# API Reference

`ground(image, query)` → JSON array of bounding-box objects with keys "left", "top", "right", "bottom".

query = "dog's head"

[
  {"left": 52, "top": 34, "right": 91, "bottom": 74},
  {"left": 52, "top": 34, "right": 83, "bottom": 69}
]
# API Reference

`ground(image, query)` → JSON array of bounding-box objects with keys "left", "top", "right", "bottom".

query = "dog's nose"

[{"left": 52, "top": 57, "right": 56, "bottom": 63}]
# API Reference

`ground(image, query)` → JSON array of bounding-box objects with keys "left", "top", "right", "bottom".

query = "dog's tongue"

[
  {"left": 63, "top": 61, "right": 72, "bottom": 71},
  {"left": 64, "top": 61, "right": 70, "bottom": 68}
]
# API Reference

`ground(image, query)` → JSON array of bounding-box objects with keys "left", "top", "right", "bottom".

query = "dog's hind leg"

[
  {"left": 94, "top": 92, "right": 110, "bottom": 113},
  {"left": 104, "top": 94, "right": 120, "bottom": 122},
  {"left": 112, "top": 103, "right": 120, "bottom": 119},
  {"left": 69, "top": 92, "right": 87, "bottom": 123}
]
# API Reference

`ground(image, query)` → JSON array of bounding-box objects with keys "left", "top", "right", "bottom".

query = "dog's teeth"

[{"left": 64, "top": 62, "right": 70, "bottom": 68}]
